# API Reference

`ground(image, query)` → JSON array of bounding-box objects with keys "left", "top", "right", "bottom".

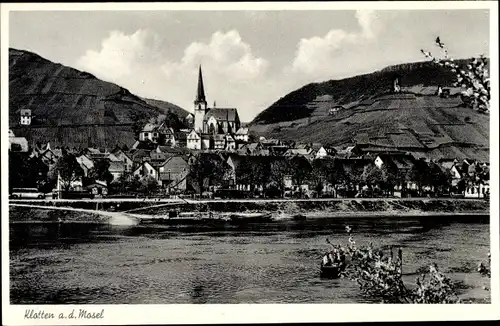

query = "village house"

[
  {"left": 234, "top": 127, "right": 249, "bottom": 143},
  {"left": 157, "top": 155, "right": 190, "bottom": 192},
  {"left": 184, "top": 113, "right": 194, "bottom": 128},
  {"left": 20, "top": 109, "right": 32, "bottom": 125},
  {"left": 173, "top": 131, "right": 188, "bottom": 148},
  {"left": 76, "top": 154, "right": 94, "bottom": 177},
  {"left": 225, "top": 134, "right": 236, "bottom": 151},
  {"left": 186, "top": 130, "right": 202, "bottom": 150},
  {"left": 8, "top": 130, "right": 29, "bottom": 152},
  {"left": 132, "top": 161, "right": 159, "bottom": 181},
  {"left": 139, "top": 122, "right": 175, "bottom": 145},
  {"left": 108, "top": 161, "right": 126, "bottom": 181},
  {"left": 284, "top": 148, "right": 312, "bottom": 158},
  {"left": 237, "top": 142, "right": 264, "bottom": 156},
  {"left": 112, "top": 148, "right": 134, "bottom": 172},
  {"left": 328, "top": 105, "right": 344, "bottom": 116}
]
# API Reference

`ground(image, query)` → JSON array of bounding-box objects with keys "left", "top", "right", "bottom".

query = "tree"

[
  {"left": 54, "top": 152, "right": 84, "bottom": 191},
  {"left": 310, "top": 159, "right": 327, "bottom": 197},
  {"left": 428, "top": 163, "right": 452, "bottom": 195},
  {"left": 406, "top": 160, "right": 430, "bottom": 196},
  {"left": 269, "top": 158, "right": 290, "bottom": 197},
  {"left": 421, "top": 38, "right": 490, "bottom": 113},
  {"left": 289, "top": 156, "right": 312, "bottom": 195},
  {"left": 89, "top": 159, "right": 114, "bottom": 185},
  {"left": 189, "top": 153, "right": 231, "bottom": 196},
  {"left": 9, "top": 152, "right": 31, "bottom": 191},
  {"left": 343, "top": 226, "right": 460, "bottom": 303},
  {"left": 362, "top": 164, "right": 385, "bottom": 189},
  {"left": 140, "top": 176, "right": 159, "bottom": 196}
]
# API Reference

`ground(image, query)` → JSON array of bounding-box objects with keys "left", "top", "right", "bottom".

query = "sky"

[{"left": 9, "top": 9, "right": 490, "bottom": 122}]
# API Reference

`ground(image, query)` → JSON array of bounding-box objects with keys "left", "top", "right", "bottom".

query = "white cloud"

[
  {"left": 162, "top": 30, "right": 268, "bottom": 82},
  {"left": 76, "top": 29, "right": 270, "bottom": 122},
  {"left": 76, "top": 29, "right": 159, "bottom": 80},
  {"left": 289, "top": 10, "right": 384, "bottom": 78}
]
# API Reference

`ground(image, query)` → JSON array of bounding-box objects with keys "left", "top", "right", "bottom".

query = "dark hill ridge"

[
  {"left": 249, "top": 58, "right": 489, "bottom": 162},
  {"left": 251, "top": 59, "right": 481, "bottom": 125},
  {"left": 9, "top": 48, "right": 187, "bottom": 149},
  {"left": 141, "top": 97, "right": 191, "bottom": 121},
  {"left": 259, "top": 92, "right": 489, "bottom": 162}
]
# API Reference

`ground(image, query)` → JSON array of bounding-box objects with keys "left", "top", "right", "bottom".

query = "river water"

[{"left": 9, "top": 214, "right": 490, "bottom": 304}]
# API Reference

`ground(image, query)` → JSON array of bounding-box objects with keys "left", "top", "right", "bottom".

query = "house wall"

[
  {"left": 464, "top": 183, "right": 489, "bottom": 198},
  {"left": 187, "top": 138, "right": 201, "bottom": 150},
  {"left": 20, "top": 116, "right": 32, "bottom": 125}
]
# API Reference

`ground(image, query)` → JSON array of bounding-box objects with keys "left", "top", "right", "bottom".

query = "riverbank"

[{"left": 9, "top": 198, "right": 489, "bottom": 223}]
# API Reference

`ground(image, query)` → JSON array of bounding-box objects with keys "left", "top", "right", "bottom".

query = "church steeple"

[{"left": 195, "top": 65, "right": 206, "bottom": 104}]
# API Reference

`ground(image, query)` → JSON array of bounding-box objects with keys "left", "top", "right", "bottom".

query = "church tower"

[{"left": 194, "top": 65, "right": 207, "bottom": 133}]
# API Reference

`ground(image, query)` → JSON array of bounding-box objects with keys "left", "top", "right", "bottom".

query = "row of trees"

[{"left": 233, "top": 155, "right": 459, "bottom": 198}]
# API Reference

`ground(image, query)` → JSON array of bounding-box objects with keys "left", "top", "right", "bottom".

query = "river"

[{"left": 9, "top": 214, "right": 490, "bottom": 304}]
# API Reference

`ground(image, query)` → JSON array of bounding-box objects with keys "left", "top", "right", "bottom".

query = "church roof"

[{"left": 204, "top": 108, "right": 239, "bottom": 122}]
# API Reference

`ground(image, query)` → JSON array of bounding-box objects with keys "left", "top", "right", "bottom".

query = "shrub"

[{"left": 341, "top": 225, "right": 460, "bottom": 303}]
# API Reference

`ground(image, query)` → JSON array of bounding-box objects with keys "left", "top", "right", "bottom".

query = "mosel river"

[{"left": 9, "top": 214, "right": 490, "bottom": 304}]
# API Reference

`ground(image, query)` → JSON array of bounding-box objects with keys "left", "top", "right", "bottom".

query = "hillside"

[
  {"left": 251, "top": 59, "right": 477, "bottom": 125},
  {"left": 141, "top": 97, "right": 191, "bottom": 120},
  {"left": 9, "top": 48, "right": 187, "bottom": 149},
  {"left": 249, "top": 59, "right": 489, "bottom": 162}
]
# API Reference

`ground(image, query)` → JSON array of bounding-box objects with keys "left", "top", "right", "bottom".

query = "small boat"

[
  {"left": 320, "top": 252, "right": 346, "bottom": 279},
  {"left": 229, "top": 212, "right": 273, "bottom": 224},
  {"left": 320, "top": 262, "right": 345, "bottom": 279}
]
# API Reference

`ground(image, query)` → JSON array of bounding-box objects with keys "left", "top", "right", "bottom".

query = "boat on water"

[
  {"left": 320, "top": 241, "right": 347, "bottom": 279},
  {"left": 320, "top": 261, "right": 346, "bottom": 279},
  {"left": 229, "top": 212, "right": 273, "bottom": 223}
]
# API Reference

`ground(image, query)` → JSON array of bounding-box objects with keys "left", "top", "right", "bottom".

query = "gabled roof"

[
  {"left": 285, "top": 148, "right": 311, "bottom": 156},
  {"left": 141, "top": 123, "right": 158, "bottom": 132},
  {"left": 214, "top": 134, "right": 225, "bottom": 141},
  {"left": 130, "top": 149, "right": 151, "bottom": 162},
  {"left": 109, "top": 161, "right": 126, "bottom": 172},
  {"left": 173, "top": 131, "right": 188, "bottom": 141},
  {"left": 235, "top": 127, "right": 249, "bottom": 135},
  {"left": 204, "top": 108, "right": 239, "bottom": 122}
]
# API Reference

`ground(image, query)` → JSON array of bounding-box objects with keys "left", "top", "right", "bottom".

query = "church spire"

[{"left": 195, "top": 65, "right": 206, "bottom": 103}]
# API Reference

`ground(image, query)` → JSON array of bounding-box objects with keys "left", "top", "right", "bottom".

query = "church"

[{"left": 187, "top": 66, "right": 244, "bottom": 150}]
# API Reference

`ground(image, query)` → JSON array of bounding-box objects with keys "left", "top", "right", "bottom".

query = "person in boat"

[{"left": 323, "top": 240, "right": 346, "bottom": 267}]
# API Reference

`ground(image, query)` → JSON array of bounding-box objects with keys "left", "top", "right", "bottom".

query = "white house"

[
  {"left": 464, "top": 182, "right": 490, "bottom": 198},
  {"left": 315, "top": 146, "right": 329, "bottom": 159},
  {"left": 132, "top": 161, "right": 159, "bottom": 181},
  {"left": 113, "top": 151, "right": 134, "bottom": 172},
  {"left": 8, "top": 130, "right": 29, "bottom": 152},
  {"left": 235, "top": 127, "right": 249, "bottom": 142},
  {"left": 214, "top": 134, "right": 225, "bottom": 150},
  {"left": 225, "top": 134, "right": 236, "bottom": 151},
  {"left": 187, "top": 130, "right": 201, "bottom": 150},
  {"left": 76, "top": 155, "right": 95, "bottom": 177},
  {"left": 20, "top": 109, "right": 32, "bottom": 125}
]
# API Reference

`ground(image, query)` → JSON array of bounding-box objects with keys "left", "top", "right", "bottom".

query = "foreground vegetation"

[{"left": 341, "top": 225, "right": 490, "bottom": 303}]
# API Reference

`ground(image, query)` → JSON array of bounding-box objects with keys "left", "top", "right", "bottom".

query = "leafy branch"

[{"left": 421, "top": 37, "right": 490, "bottom": 113}]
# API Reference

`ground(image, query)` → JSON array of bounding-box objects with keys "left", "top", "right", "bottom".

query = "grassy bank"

[
  {"left": 135, "top": 198, "right": 489, "bottom": 217},
  {"left": 9, "top": 198, "right": 489, "bottom": 222},
  {"left": 9, "top": 206, "right": 106, "bottom": 223}
]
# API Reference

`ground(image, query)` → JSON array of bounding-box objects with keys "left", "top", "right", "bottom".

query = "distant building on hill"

[{"left": 20, "top": 109, "right": 32, "bottom": 125}]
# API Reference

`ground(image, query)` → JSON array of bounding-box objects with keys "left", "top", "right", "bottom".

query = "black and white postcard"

[{"left": 2, "top": 1, "right": 499, "bottom": 325}]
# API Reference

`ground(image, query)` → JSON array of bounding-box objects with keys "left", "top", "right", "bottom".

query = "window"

[
  {"left": 150, "top": 169, "right": 153, "bottom": 174},
  {"left": 144, "top": 133, "right": 149, "bottom": 137}
]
